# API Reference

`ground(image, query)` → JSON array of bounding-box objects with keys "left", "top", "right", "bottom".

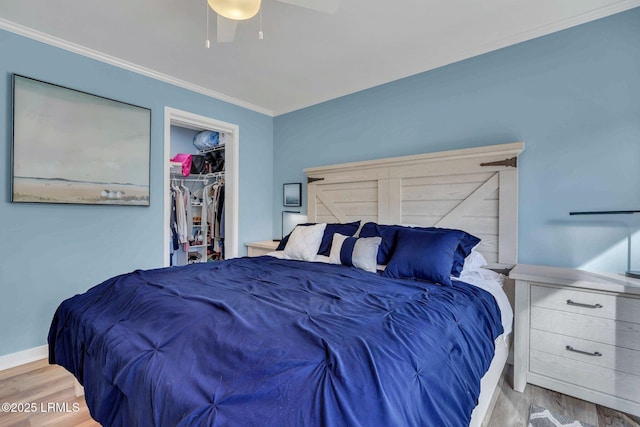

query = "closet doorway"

[{"left": 163, "top": 107, "right": 239, "bottom": 267}]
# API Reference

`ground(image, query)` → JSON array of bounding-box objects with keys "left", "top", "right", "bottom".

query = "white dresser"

[{"left": 511, "top": 264, "right": 640, "bottom": 417}]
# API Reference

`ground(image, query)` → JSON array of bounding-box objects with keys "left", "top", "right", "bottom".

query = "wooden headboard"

[{"left": 305, "top": 142, "right": 525, "bottom": 267}]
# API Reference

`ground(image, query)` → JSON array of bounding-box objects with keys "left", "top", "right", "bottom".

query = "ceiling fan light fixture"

[{"left": 208, "top": 0, "right": 262, "bottom": 20}]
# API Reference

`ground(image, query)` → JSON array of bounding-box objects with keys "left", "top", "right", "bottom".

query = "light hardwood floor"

[
  {"left": 0, "top": 359, "right": 98, "bottom": 427},
  {"left": 486, "top": 364, "right": 640, "bottom": 427},
  {"left": 1, "top": 360, "right": 639, "bottom": 426}
]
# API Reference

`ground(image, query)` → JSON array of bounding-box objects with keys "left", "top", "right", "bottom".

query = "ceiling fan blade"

[
  {"left": 275, "top": 0, "right": 340, "bottom": 14},
  {"left": 217, "top": 15, "right": 238, "bottom": 43}
]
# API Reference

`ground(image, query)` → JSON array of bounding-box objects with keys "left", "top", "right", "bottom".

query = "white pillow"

[
  {"left": 329, "top": 233, "right": 382, "bottom": 273},
  {"left": 284, "top": 224, "right": 327, "bottom": 261},
  {"left": 462, "top": 250, "right": 488, "bottom": 271}
]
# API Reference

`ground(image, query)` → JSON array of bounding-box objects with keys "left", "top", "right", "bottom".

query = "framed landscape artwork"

[
  {"left": 283, "top": 183, "right": 301, "bottom": 207},
  {"left": 11, "top": 74, "right": 151, "bottom": 206}
]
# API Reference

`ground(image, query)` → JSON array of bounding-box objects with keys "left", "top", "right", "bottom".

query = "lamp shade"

[
  {"left": 570, "top": 209, "right": 639, "bottom": 279},
  {"left": 281, "top": 211, "right": 308, "bottom": 239},
  {"left": 208, "top": 0, "right": 262, "bottom": 20}
]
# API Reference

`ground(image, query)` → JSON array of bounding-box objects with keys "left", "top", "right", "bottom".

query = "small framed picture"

[{"left": 283, "top": 183, "right": 302, "bottom": 207}]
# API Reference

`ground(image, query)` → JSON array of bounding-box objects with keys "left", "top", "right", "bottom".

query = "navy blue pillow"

[
  {"left": 359, "top": 222, "right": 397, "bottom": 265},
  {"left": 277, "top": 221, "right": 361, "bottom": 256},
  {"left": 359, "top": 222, "right": 480, "bottom": 276},
  {"left": 382, "top": 228, "right": 462, "bottom": 286},
  {"left": 450, "top": 231, "right": 481, "bottom": 276}
]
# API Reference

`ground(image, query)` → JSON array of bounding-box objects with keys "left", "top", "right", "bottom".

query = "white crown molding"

[
  {"left": 0, "top": 17, "right": 274, "bottom": 117},
  {"left": 273, "top": 0, "right": 640, "bottom": 116},
  {"left": 0, "top": 345, "right": 48, "bottom": 372}
]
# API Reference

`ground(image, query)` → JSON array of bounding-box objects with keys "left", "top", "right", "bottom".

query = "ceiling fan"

[{"left": 208, "top": 0, "right": 340, "bottom": 43}]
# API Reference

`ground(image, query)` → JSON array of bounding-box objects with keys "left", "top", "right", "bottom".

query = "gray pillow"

[{"left": 329, "top": 233, "right": 382, "bottom": 273}]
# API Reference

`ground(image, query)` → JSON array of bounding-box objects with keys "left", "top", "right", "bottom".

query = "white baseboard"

[{"left": 0, "top": 345, "right": 48, "bottom": 372}]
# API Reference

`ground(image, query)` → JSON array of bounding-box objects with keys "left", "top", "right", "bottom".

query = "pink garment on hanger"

[{"left": 171, "top": 154, "right": 193, "bottom": 177}]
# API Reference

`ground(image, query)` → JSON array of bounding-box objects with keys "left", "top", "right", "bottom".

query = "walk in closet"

[
  {"left": 163, "top": 107, "right": 239, "bottom": 267},
  {"left": 169, "top": 126, "right": 227, "bottom": 266}
]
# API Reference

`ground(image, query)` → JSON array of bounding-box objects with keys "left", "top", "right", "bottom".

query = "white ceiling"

[{"left": 1, "top": 0, "right": 638, "bottom": 116}]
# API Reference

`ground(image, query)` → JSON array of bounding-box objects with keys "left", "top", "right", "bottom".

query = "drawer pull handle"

[
  {"left": 566, "top": 299, "right": 603, "bottom": 309},
  {"left": 566, "top": 345, "right": 602, "bottom": 357}
]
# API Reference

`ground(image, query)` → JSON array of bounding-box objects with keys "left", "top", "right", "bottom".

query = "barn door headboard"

[{"left": 305, "top": 142, "right": 525, "bottom": 267}]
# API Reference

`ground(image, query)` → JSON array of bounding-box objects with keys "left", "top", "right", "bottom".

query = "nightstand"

[
  {"left": 245, "top": 240, "right": 280, "bottom": 257},
  {"left": 511, "top": 264, "right": 640, "bottom": 417}
]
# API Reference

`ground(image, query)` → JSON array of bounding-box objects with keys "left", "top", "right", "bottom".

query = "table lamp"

[{"left": 569, "top": 209, "right": 639, "bottom": 279}]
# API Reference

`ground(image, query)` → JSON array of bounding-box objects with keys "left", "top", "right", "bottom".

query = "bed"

[{"left": 49, "top": 142, "right": 524, "bottom": 426}]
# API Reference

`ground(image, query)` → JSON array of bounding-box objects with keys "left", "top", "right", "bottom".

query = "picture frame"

[
  {"left": 11, "top": 74, "right": 151, "bottom": 206},
  {"left": 283, "top": 183, "right": 302, "bottom": 207}
]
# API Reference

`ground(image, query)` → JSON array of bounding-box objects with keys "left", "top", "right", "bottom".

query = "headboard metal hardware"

[
  {"left": 480, "top": 157, "right": 517, "bottom": 168},
  {"left": 307, "top": 177, "right": 325, "bottom": 184}
]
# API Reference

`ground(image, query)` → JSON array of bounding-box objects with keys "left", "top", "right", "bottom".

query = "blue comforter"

[{"left": 49, "top": 257, "right": 503, "bottom": 427}]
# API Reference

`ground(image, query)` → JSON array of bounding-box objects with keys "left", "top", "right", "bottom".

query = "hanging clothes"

[
  {"left": 181, "top": 183, "right": 193, "bottom": 249},
  {"left": 169, "top": 188, "right": 180, "bottom": 266},
  {"left": 204, "top": 180, "right": 224, "bottom": 260},
  {"left": 171, "top": 181, "right": 190, "bottom": 252},
  {"left": 169, "top": 158, "right": 224, "bottom": 264},
  {"left": 192, "top": 186, "right": 208, "bottom": 250}
]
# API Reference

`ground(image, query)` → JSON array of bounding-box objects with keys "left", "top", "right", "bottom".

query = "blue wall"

[
  {"left": 274, "top": 8, "right": 640, "bottom": 273},
  {"left": 0, "top": 30, "right": 274, "bottom": 357},
  {"left": 169, "top": 125, "right": 200, "bottom": 157},
  {"left": 2, "top": 8, "right": 639, "bottom": 359}
]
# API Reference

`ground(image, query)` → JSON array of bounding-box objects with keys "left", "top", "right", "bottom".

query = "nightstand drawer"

[
  {"left": 512, "top": 264, "right": 640, "bottom": 416},
  {"left": 530, "top": 349, "right": 640, "bottom": 403},
  {"left": 531, "top": 306, "right": 640, "bottom": 351},
  {"left": 530, "top": 329, "right": 640, "bottom": 377},
  {"left": 531, "top": 284, "right": 640, "bottom": 324}
]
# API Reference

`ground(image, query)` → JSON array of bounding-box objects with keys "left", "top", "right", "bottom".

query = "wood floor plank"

[
  {"left": 0, "top": 365, "right": 69, "bottom": 393},
  {"left": 529, "top": 383, "right": 564, "bottom": 415},
  {"left": 0, "top": 362, "right": 96, "bottom": 427},
  {"left": 34, "top": 396, "right": 92, "bottom": 427},
  {"left": 562, "top": 393, "right": 599, "bottom": 427},
  {"left": 0, "top": 360, "right": 49, "bottom": 382},
  {"left": 0, "top": 368, "right": 72, "bottom": 401},
  {"left": 597, "top": 405, "right": 640, "bottom": 427},
  {"left": 0, "top": 417, "right": 31, "bottom": 427},
  {"left": 485, "top": 364, "right": 640, "bottom": 427},
  {"left": 0, "top": 410, "right": 30, "bottom": 427},
  {"left": 485, "top": 365, "right": 528, "bottom": 427},
  {"left": 481, "top": 364, "right": 509, "bottom": 427}
]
